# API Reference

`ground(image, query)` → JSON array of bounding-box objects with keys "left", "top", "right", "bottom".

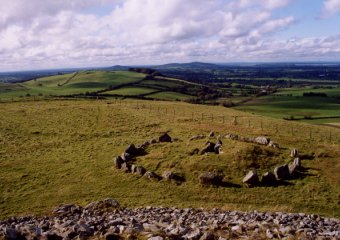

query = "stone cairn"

[
  {"left": 113, "top": 133, "right": 184, "bottom": 184},
  {"left": 1, "top": 199, "right": 339, "bottom": 240}
]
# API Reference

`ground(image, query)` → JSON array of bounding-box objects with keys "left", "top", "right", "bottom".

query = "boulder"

[
  {"left": 162, "top": 171, "right": 185, "bottom": 182},
  {"left": 200, "top": 142, "right": 216, "bottom": 154},
  {"left": 113, "top": 156, "right": 123, "bottom": 169},
  {"left": 274, "top": 164, "right": 290, "bottom": 180},
  {"left": 125, "top": 144, "right": 138, "bottom": 155},
  {"left": 293, "top": 157, "right": 301, "bottom": 168},
  {"left": 4, "top": 228, "right": 22, "bottom": 240},
  {"left": 208, "top": 131, "right": 215, "bottom": 137},
  {"left": 199, "top": 172, "right": 223, "bottom": 186},
  {"left": 121, "top": 162, "right": 131, "bottom": 173},
  {"left": 121, "top": 152, "right": 133, "bottom": 162},
  {"left": 134, "top": 166, "right": 146, "bottom": 176},
  {"left": 254, "top": 136, "right": 270, "bottom": 145},
  {"left": 145, "top": 171, "right": 162, "bottom": 181},
  {"left": 159, "top": 133, "right": 172, "bottom": 143},
  {"left": 242, "top": 170, "right": 260, "bottom": 187},
  {"left": 261, "top": 172, "right": 277, "bottom": 186},
  {"left": 288, "top": 162, "right": 298, "bottom": 176},
  {"left": 290, "top": 148, "right": 299, "bottom": 158}
]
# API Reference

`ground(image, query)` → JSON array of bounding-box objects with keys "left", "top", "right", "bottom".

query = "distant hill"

[{"left": 153, "top": 62, "right": 224, "bottom": 70}]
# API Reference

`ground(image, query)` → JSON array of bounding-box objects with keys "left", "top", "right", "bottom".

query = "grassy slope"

[
  {"left": 0, "top": 99, "right": 339, "bottom": 219},
  {"left": 104, "top": 86, "right": 158, "bottom": 96},
  {"left": 0, "top": 71, "right": 146, "bottom": 99}
]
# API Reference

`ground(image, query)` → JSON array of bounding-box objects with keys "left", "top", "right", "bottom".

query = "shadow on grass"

[{"left": 220, "top": 181, "right": 242, "bottom": 188}]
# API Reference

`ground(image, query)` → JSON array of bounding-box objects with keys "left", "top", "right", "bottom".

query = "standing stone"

[
  {"left": 254, "top": 136, "right": 270, "bottom": 145},
  {"left": 290, "top": 148, "right": 299, "bottom": 158},
  {"left": 274, "top": 164, "right": 290, "bottom": 180},
  {"left": 261, "top": 172, "right": 277, "bottom": 186},
  {"left": 159, "top": 133, "right": 172, "bottom": 142},
  {"left": 113, "top": 156, "right": 123, "bottom": 169},
  {"left": 243, "top": 170, "right": 260, "bottom": 187}
]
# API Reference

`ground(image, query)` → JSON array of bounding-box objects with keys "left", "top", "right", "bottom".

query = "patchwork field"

[
  {"left": 0, "top": 99, "right": 339, "bottom": 220},
  {"left": 236, "top": 87, "right": 340, "bottom": 125}
]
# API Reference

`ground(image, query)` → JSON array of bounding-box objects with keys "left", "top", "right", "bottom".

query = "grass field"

[
  {"left": 147, "top": 91, "right": 192, "bottom": 100},
  {"left": 0, "top": 99, "right": 339, "bottom": 219},
  {"left": 236, "top": 87, "right": 340, "bottom": 125},
  {"left": 103, "top": 86, "right": 158, "bottom": 96},
  {"left": 0, "top": 71, "right": 146, "bottom": 99}
]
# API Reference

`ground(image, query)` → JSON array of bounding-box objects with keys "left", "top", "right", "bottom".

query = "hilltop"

[{"left": 0, "top": 99, "right": 339, "bottom": 220}]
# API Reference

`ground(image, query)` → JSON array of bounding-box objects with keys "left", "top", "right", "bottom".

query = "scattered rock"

[
  {"left": 274, "top": 164, "right": 290, "bottom": 180},
  {"left": 0, "top": 201, "right": 339, "bottom": 240},
  {"left": 261, "top": 172, "right": 277, "bottom": 186},
  {"left": 254, "top": 136, "right": 270, "bottom": 145},
  {"left": 159, "top": 133, "right": 172, "bottom": 143},
  {"left": 208, "top": 131, "right": 215, "bottom": 137},
  {"left": 199, "top": 172, "right": 223, "bottom": 186},
  {"left": 242, "top": 170, "right": 260, "bottom": 187}
]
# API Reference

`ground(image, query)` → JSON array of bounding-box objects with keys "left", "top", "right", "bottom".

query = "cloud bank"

[{"left": 0, "top": 0, "right": 339, "bottom": 71}]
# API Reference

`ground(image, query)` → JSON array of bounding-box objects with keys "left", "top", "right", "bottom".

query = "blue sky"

[{"left": 0, "top": 0, "right": 340, "bottom": 71}]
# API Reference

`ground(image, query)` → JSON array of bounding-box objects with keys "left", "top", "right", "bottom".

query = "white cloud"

[
  {"left": 320, "top": 0, "right": 340, "bottom": 17},
  {"left": 0, "top": 0, "right": 338, "bottom": 71}
]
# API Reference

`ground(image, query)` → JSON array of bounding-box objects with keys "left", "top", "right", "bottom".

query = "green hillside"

[
  {"left": 0, "top": 99, "right": 339, "bottom": 219},
  {"left": 0, "top": 71, "right": 146, "bottom": 99},
  {"left": 0, "top": 71, "right": 198, "bottom": 101}
]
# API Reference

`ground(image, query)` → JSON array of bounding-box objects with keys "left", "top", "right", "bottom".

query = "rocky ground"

[{"left": 0, "top": 199, "right": 339, "bottom": 240}]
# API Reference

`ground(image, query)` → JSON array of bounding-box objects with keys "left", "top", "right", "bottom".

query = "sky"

[{"left": 0, "top": 0, "right": 340, "bottom": 71}]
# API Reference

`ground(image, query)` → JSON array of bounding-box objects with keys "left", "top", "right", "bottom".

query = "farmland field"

[
  {"left": 0, "top": 99, "right": 339, "bottom": 219},
  {"left": 236, "top": 87, "right": 340, "bottom": 124}
]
